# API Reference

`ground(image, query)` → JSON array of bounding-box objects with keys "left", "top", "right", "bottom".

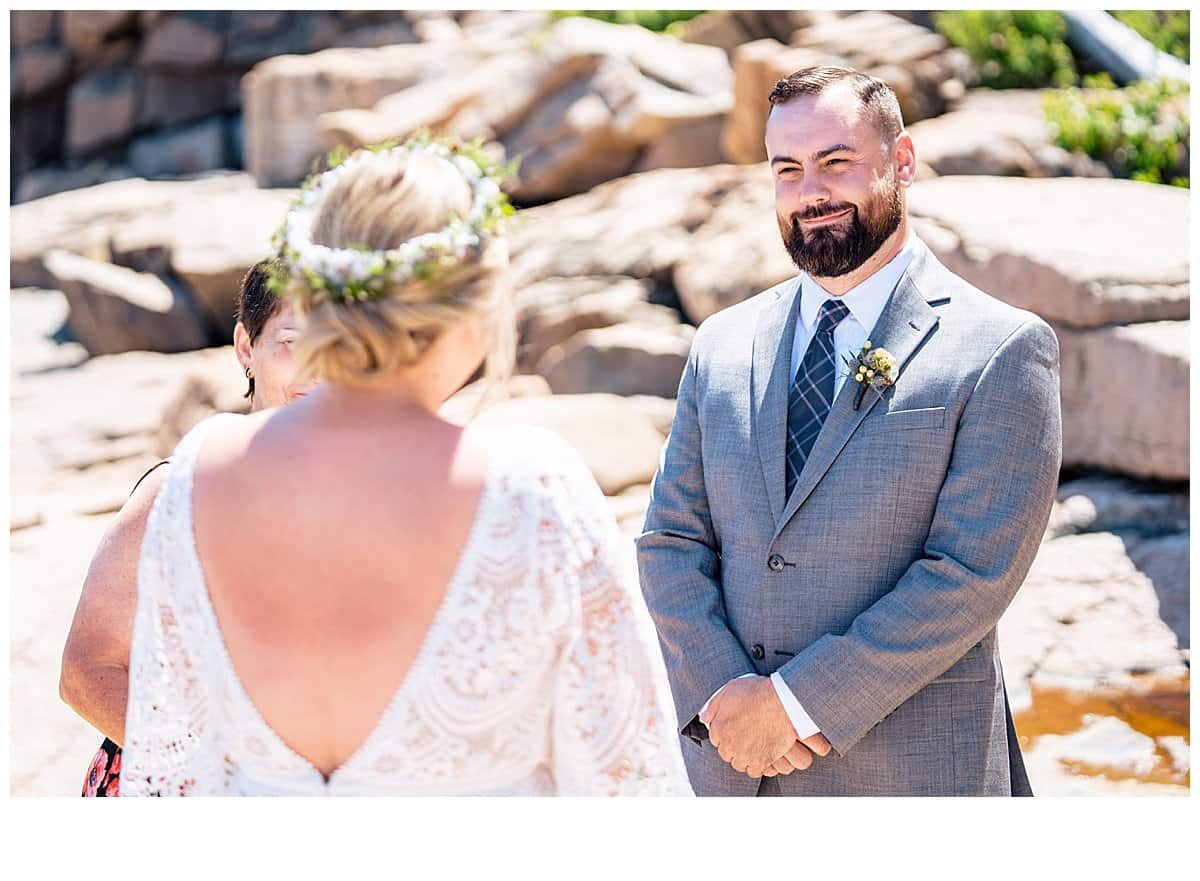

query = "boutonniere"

[{"left": 844, "top": 341, "right": 898, "bottom": 410}]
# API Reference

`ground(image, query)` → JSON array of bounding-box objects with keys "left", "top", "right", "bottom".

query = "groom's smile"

[{"left": 798, "top": 207, "right": 853, "bottom": 228}]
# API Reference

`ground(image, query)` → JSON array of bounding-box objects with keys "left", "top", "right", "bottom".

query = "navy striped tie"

[{"left": 785, "top": 298, "right": 851, "bottom": 499}]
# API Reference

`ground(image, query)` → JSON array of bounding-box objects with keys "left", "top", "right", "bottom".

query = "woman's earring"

[{"left": 245, "top": 367, "right": 253, "bottom": 379}]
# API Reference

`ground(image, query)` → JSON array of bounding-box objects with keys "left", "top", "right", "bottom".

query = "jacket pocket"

[
  {"left": 930, "top": 641, "right": 991, "bottom": 683},
  {"left": 881, "top": 406, "right": 946, "bottom": 431}
]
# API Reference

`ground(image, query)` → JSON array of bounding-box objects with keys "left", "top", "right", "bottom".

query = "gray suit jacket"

[{"left": 636, "top": 237, "right": 1061, "bottom": 796}]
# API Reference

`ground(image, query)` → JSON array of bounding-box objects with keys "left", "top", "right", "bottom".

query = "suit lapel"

[
  {"left": 771, "top": 241, "right": 944, "bottom": 541},
  {"left": 751, "top": 276, "right": 803, "bottom": 526}
]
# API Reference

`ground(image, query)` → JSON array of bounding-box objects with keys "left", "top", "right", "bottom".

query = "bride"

[{"left": 120, "top": 136, "right": 692, "bottom": 796}]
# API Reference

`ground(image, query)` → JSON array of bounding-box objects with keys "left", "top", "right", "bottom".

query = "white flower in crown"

[{"left": 271, "top": 132, "right": 516, "bottom": 303}]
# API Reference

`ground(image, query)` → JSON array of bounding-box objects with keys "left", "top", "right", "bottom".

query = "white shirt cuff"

[{"left": 769, "top": 672, "right": 822, "bottom": 740}]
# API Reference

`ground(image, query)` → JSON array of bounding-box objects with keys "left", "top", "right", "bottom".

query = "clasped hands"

[{"left": 700, "top": 675, "right": 832, "bottom": 779}]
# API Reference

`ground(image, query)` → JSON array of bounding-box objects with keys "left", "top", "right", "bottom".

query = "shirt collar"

[{"left": 798, "top": 231, "right": 918, "bottom": 335}]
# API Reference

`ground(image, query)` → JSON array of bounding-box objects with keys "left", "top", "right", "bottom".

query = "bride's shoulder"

[{"left": 475, "top": 424, "right": 596, "bottom": 492}]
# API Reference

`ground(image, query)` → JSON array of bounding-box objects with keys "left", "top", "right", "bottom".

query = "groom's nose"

[{"left": 796, "top": 168, "right": 831, "bottom": 207}]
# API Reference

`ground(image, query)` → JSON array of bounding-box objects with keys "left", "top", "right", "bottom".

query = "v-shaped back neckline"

[{"left": 171, "top": 413, "right": 499, "bottom": 787}]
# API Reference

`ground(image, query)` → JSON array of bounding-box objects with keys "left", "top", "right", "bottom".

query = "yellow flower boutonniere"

[{"left": 844, "top": 341, "right": 898, "bottom": 410}]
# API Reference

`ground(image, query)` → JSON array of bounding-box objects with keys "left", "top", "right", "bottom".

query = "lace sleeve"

[
  {"left": 536, "top": 434, "right": 694, "bottom": 797},
  {"left": 121, "top": 419, "right": 229, "bottom": 796}
]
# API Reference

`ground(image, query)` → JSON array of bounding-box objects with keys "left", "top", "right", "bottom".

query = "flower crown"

[{"left": 271, "top": 132, "right": 515, "bottom": 303}]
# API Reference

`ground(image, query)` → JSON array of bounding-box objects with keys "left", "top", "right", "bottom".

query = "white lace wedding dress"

[{"left": 122, "top": 413, "right": 692, "bottom": 796}]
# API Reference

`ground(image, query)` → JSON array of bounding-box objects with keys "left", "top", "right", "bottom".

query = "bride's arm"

[
  {"left": 542, "top": 442, "right": 693, "bottom": 796},
  {"left": 59, "top": 465, "right": 168, "bottom": 745}
]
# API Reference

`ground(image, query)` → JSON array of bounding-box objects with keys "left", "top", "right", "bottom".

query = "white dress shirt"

[{"left": 703, "top": 232, "right": 918, "bottom": 742}]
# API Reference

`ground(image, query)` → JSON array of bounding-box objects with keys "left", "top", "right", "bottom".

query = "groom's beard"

[{"left": 777, "top": 179, "right": 903, "bottom": 278}]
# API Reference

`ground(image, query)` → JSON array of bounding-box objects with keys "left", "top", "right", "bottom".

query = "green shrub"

[
  {"left": 934, "top": 10, "right": 1078, "bottom": 88},
  {"left": 550, "top": 10, "right": 706, "bottom": 34},
  {"left": 1044, "top": 76, "right": 1190, "bottom": 187},
  {"left": 1109, "top": 10, "right": 1190, "bottom": 62}
]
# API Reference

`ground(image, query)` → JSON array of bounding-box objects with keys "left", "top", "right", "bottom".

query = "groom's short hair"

[{"left": 768, "top": 66, "right": 904, "bottom": 145}]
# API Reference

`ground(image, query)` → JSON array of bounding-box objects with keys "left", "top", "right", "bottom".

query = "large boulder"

[
  {"left": 507, "top": 161, "right": 799, "bottom": 324},
  {"left": 514, "top": 276, "right": 673, "bottom": 371},
  {"left": 318, "top": 42, "right": 605, "bottom": 156},
  {"left": 138, "top": 12, "right": 226, "bottom": 68},
  {"left": 11, "top": 92, "right": 65, "bottom": 176},
  {"left": 109, "top": 185, "right": 298, "bottom": 335},
  {"left": 11, "top": 11, "right": 57, "bottom": 49},
  {"left": 66, "top": 66, "right": 141, "bottom": 156},
  {"left": 11, "top": 175, "right": 255, "bottom": 290},
  {"left": 14, "top": 161, "right": 132, "bottom": 205},
  {"left": 224, "top": 10, "right": 343, "bottom": 66},
  {"left": 535, "top": 322, "right": 695, "bottom": 398},
  {"left": 608, "top": 482, "right": 652, "bottom": 539},
  {"left": 500, "top": 55, "right": 647, "bottom": 202},
  {"left": 12, "top": 43, "right": 71, "bottom": 100},
  {"left": 43, "top": 249, "right": 210, "bottom": 356},
  {"left": 60, "top": 11, "right": 136, "bottom": 51},
  {"left": 1055, "top": 320, "right": 1189, "bottom": 481},
  {"left": 437, "top": 374, "right": 552, "bottom": 426},
  {"left": 907, "top": 89, "right": 1112, "bottom": 179},
  {"left": 332, "top": 20, "right": 420, "bottom": 49},
  {"left": 633, "top": 113, "right": 726, "bottom": 173},
  {"left": 72, "top": 35, "right": 138, "bottom": 79},
  {"left": 254, "top": 16, "right": 732, "bottom": 199},
  {"left": 456, "top": 9, "right": 551, "bottom": 43},
  {"left": 127, "top": 116, "right": 227, "bottom": 178},
  {"left": 508, "top": 163, "right": 748, "bottom": 287},
  {"left": 679, "top": 10, "right": 839, "bottom": 56},
  {"left": 907, "top": 175, "right": 1189, "bottom": 481},
  {"left": 546, "top": 15, "right": 731, "bottom": 98},
  {"left": 908, "top": 176, "right": 1189, "bottom": 328},
  {"left": 242, "top": 42, "right": 490, "bottom": 187},
  {"left": 139, "top": 69, "right": 231, "bottom": 128},
  {"left": 502, "top": 18, "right": 733, "bottom": 201},
  {"left": 626, "top": 395, "right": 679, "bottom": 437},
  {"left": 470, "top": 393, "right": 666, "bottom": 495}
]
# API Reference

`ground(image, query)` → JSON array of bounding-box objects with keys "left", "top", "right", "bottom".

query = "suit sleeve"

[
  {"left": 776, "top": 318, "right": 1062, "bottom": 756},
  {"left": 635, "top": 334, "right": 757, "bottom": 740}
]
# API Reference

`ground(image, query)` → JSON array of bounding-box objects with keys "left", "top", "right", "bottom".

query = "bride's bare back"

[{"left": 192, "top": 396, "right": 489, "bottom": 779}]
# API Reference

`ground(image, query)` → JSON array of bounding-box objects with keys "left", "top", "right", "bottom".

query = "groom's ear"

[{"left": 893, "top": 130, "right": 917, "bottom": 188}]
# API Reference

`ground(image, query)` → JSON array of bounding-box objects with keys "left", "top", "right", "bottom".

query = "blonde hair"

[{"left": 287, "top": 150, "right": 514, "bottom": 390}]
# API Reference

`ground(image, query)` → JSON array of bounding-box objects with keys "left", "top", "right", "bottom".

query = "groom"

[{"left": 636, "top": 66, "right": 1061, "bottom": 796}]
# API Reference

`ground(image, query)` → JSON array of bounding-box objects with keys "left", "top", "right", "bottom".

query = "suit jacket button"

[
  {"left": 767, "top": 554, "right": 785, "bottom": 572},
  {"left": 751, "top": 644, "right": 766, "bottom": 660}
]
